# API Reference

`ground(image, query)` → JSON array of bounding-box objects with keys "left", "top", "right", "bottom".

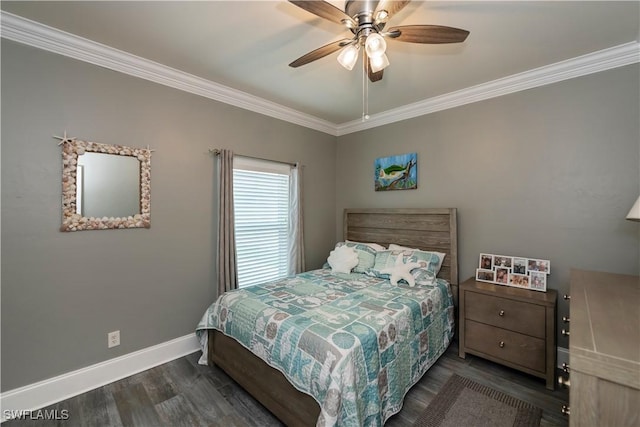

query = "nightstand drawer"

[
  {"left": 465, "top": 320, "right": 546, "bottom": 373},
  {"left": 465, "top": 291, "right": 546, "bottom": 338}
]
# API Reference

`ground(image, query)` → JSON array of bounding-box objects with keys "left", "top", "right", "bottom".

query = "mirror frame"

[{"left": 61, "top": 138, "right": 151, "bottom": 231}]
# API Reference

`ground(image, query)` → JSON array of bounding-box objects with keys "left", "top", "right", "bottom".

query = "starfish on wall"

[
  {"left": 53, "top": 130, "right": 77, "bottom": 146},
  {"left": 380, "top": 255, "right": 422, "bottom": 287}
]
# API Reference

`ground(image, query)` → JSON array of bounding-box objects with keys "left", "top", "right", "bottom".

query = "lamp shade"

[
  {"left": 369, "top": 53, "right": 389, "bottom": 72},
  {"left": 337, "top": 44, "right": 359, "bottom": 71},
  {"left": 626, "top": 196, "right": 640, "bottom": 221},
  {"left": 365, "top": 33, "right": 387, "bottom": 58}
]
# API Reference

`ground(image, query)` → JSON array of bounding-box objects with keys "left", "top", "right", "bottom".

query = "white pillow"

[
  {"left": 388, "top": 243, "right": 420, "bottom": 251},
  {"left": 346, "top": 240, "right": 386, "bottom": 251},
  {"left": 327, "top": 245, "right": 359, "bottom": 274},
  {"left": 388, "top": 244, "right": 446, "bottom": 274}
]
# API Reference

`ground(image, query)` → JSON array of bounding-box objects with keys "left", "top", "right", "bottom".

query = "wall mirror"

[{"left": 60, "top": 137, "right": 151, "bottom": 231}]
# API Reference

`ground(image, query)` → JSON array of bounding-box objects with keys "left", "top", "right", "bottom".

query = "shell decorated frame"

[{"left": 60, "top": 137, "right": 151, "bottom": 231}]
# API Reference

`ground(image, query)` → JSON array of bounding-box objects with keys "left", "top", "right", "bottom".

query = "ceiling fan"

[{"left": 288, "top": 0, "right": 470, "bottom": 82}]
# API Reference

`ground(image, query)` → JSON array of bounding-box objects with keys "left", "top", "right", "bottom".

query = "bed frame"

[{"left": 208, "top": 208, "right": 458, "bottom": 426}]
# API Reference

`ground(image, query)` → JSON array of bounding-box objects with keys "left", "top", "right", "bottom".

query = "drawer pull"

[
  {"left": 499, "top": 341, "right": 505, "bottom": 348},
  {"left": 562, "top": 329, "right": 570, "bottom": 336},
  {"left": 499, "top": 310, "right": 505, "bottom": 317},
  {"left": 561, "top": 405, "right": 570, "bottom": 415},
  {"left": 563, "top": 316, "right": 570, "bottom": 323},
  {"left": 558, "top": 376, "right": 571, "bottom": 388},
  {"left": 562, "top": 363, "right": 570, "bottom": 373},
  {"left": 563, "top": 294, "right": 571, "bottom": 300}
]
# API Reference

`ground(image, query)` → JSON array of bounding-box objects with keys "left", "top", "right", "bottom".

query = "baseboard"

[
  {"left": 557, "top": 346, "right": 569, "bottom": 369},
  {"left": 0, "top": 333, "right": 200, "bottom": 422}
]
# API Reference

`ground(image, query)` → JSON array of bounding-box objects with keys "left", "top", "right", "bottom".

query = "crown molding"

[
  {"left": 0, "top": 11, "right": 338, "bottom": 136},
  {"left": 2, "top": 11, "right": 638, "bottom": 138},
  {"left": 336, "top": 41, "right": 640, "bottom": 135}
]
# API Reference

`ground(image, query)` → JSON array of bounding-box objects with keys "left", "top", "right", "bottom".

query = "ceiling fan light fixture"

[
  {"left": 365, "top": 33, "right": 387, "bottom": 58},
  {"left": 287, "top": 0, "right": 470, "bottom": 83},
  {"left": 374, "top": 10, "right": 389, "bottom": 23},
  {"left": 369, "top": 53, "right": 390, "bottom": 73},
  {"left": 337, "top": 44, "right": 359, "bottom": 70}
]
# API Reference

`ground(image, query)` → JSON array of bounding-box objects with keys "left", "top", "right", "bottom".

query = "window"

[{"left": 233, "top": 157, "right": 291, "bottom": 288}]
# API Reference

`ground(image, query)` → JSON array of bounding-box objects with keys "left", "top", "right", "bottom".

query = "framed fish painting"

[{"left": 374, "top": 153, "right": 417, "bottom": 191}]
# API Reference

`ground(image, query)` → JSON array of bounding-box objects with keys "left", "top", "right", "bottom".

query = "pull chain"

[{"left": 362, "top": 54, "right": 369, "bottom": 121}]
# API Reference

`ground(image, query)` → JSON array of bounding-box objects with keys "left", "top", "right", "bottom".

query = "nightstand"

[{"left": 458, "top": 277, "right": 557, "bottom": 390}]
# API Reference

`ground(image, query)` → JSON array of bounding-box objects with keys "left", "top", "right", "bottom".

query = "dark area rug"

[{"left": 413, "top": 374, "right": 543, "bottom": 427}]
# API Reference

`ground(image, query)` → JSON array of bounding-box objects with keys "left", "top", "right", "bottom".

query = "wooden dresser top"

[
  {"left": 570, "top": 268, "right": 640, "bottom": 389},
  {"left": 460, "top": 278, "right": 557, "bottom": 306}
]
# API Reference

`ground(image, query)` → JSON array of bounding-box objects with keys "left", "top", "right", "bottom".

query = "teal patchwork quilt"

[{"left": 196, "top": 268, "right": 454, "bottom": 427}]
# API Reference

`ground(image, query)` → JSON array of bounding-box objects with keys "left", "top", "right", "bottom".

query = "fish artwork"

[{"left": 374, "top": 153, "right": 417, "bottom": 191}]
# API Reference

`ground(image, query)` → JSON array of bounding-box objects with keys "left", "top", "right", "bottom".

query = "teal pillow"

[
  {"left": 366, "top": 250, "right": 407, "bottom": 280},
  {"left": 368, "top": 250, "right": 440, "bottom": 285},
  {"left": 388, "top": 244, "right": 445, "bottom": 274},
  {"left": 410, "top": 250, "right": 442, "bottom": 275},
  {"left": 335, "top": 242, "right": 378, "bottom": 274}
]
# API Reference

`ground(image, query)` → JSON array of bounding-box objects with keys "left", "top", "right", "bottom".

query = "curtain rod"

[{"left": 209, "top": 148, "right": 298, "bottom": 168}]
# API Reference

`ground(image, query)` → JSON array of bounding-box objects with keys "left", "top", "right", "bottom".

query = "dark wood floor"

[{"left": 5, "top": 341, "right": 568, "bottom": 426}]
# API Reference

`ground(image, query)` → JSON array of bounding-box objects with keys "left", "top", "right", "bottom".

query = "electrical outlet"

[{"left": 108, "top": 330, "right": 120, "bottom": 348}]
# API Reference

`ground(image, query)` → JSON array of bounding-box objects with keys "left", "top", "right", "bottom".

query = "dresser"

[
  {"left": 563, "top": 269, "right": 639, "bottom": 426},
  {"left": 458, "top": 277, "right": 557, "bottom": 389}
]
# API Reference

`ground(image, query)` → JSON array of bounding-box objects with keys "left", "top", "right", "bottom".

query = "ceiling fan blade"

[
  {"left": 387, "top": 25, "right": 470, "bottom": 44},
  {"left": 289, "top": 39, "right": 352, "bottom": 68},
  {"left": 289, "top": 1, "right": 356, "bottom": 27},
  {"left": 374, "top": 0, "right": 411, "bottom": 22},
  {"left": 368, "top": 64, "right": 384, "bottom": 82},
  {"left": 364, "top": 52, "right": 384, "bottom": 82}
]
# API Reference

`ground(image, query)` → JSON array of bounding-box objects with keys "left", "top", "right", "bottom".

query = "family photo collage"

[{"left": 476, "top": 253, "right": 550, "bottom": 292}]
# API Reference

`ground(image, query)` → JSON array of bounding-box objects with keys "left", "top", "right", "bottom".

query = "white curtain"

[{"left": 288, "top": 163, "right": 305, "bottom": 275}]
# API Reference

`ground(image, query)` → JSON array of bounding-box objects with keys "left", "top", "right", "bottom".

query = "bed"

[{"left": 196, "top": 208, "right": 458, "bottom": 426}]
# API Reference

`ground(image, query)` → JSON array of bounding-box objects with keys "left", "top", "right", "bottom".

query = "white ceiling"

[{"left": 2, "top": 1, "right": 639, "bottom": 133}]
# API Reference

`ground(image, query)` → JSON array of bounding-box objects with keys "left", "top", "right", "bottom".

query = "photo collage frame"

[{"left": 476, "top": 253, "right": 550, "bottom": 292}]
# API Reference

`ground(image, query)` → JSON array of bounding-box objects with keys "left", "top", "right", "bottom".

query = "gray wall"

[
  {"left": 1, "top": 40, "right": 337, "bottom": 391},
  {"left": 2, "top": 37, "right": 639, "bottom": 392},
  {"left": 336, "top": 64, "right": 640, "bottom": 349}
]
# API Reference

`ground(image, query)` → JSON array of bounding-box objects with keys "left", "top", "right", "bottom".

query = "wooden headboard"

[{"left": 343, "top": 208, "right": 458, "bottom": 293}]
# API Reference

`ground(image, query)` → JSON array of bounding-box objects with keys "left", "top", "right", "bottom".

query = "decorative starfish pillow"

[
  {"left": 379, "top": 255, "right": 422, "bottom": 287},
  {"left": 327, "top": 245, "right": 359, "bottom": 274}
]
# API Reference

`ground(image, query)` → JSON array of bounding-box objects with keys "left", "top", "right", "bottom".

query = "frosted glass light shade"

[
  {"left": 375, "top": 10, "right": 389, "bottom": 23},
  {"left": 626, "top": 196, "right": 640, "bottom": 221},
  {"left": 370, "top": 53, "right": 389, "bottom": 72},
  {"left": 337, "top": 44, "right": 359, "bottom": 70},
  {"left": 365, "top": 33, "right": 387, "bottom": 58}
]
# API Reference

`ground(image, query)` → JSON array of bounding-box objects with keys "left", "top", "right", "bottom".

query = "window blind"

[{"left": 233, "top": 158, "right": 290, "bottom": 288}]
